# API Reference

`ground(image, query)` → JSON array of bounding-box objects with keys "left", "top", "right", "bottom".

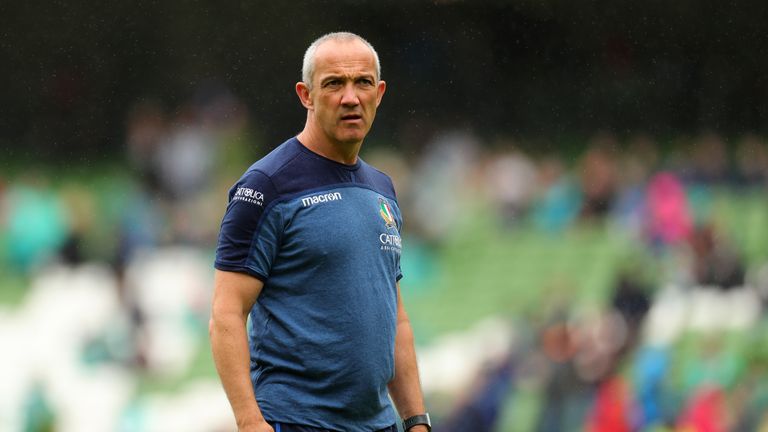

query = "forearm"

[
  {"left": 387, "top": 318, "right": 426, "bottom": 419},
  {"left": 210, "top": 312, "right": 266, "bottom": 429}
]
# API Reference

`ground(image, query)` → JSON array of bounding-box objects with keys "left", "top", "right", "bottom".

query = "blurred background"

[{"left": 2, "top": 1, "right": 768, "bottom": 431}]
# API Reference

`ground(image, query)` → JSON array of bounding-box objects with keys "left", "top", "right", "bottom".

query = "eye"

[
  {"left": 357, "top": 78, "right": 374, "bottom": 86},
  {"left": 323, "top": 79, "right": 342, "bottom": 88}
]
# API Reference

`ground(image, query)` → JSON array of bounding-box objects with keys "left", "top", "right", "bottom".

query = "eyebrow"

[{"left": 320, "top": 73, "right": 375, "bottom": 83}]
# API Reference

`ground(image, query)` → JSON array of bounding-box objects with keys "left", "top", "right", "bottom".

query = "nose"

[{"left": 340, "top": 83, "right": 360, "bottom": 106}]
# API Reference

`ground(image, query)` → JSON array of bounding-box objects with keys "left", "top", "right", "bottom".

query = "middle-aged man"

[{"left": 209, "top": 32, "right": 431, "bottom": 432}]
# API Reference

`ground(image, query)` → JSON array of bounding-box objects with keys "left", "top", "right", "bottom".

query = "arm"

[
  {"left": 209, "top": 269, "right": 273, "bottom": 432},
  {"left": 387, "top": 282, "right": 429, "bottom": 432}
]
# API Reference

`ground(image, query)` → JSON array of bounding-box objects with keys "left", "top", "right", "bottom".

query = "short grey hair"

[{"left": 301, "top": 32, "right": 381, "bottom": 89}]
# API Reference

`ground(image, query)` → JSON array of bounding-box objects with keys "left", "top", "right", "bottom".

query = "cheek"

[
  {"left": 366, "top": 94, "right": 380, "bottom": 108},
  {"left": 320, "top": 100, "right": 338, "bottom": 115}
]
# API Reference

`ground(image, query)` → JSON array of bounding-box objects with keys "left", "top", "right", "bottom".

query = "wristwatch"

[{"left": 403, "top": 413, "right": 431, "bottom": 431}]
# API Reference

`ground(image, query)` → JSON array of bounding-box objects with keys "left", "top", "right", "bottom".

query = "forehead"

[{"left": 312, "top": 39, "right": 377, "bottom": 80}]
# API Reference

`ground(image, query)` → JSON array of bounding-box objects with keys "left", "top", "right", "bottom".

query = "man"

[{"left": 209, "top": 32, "right": 431, "bottom": 432}]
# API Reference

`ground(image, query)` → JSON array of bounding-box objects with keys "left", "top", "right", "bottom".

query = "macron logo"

[
  {"left": 233, "top": 187, "right": 264, "bottom": 206},
  {"left": 302, "top": 192, "right": 342, "bottom": 207}
]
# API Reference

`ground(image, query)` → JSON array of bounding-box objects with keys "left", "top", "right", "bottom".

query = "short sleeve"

[
  {"left": 393, "top": 198, "right": 404, "bottom": 282},
  {"left": 214, "top": 169, "right": 279, "bottom": 280}
]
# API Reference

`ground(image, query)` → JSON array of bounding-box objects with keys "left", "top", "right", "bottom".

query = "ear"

[
  {"left": 296, "top": 82, "right": 313, "bottom": 109},
  {"left": 375, "top": 80, "right": 386, "bottom": 107}
]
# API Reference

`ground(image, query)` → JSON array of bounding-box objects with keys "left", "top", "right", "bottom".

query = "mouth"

[{"left": 340, "top": 113, "right": 363, "bottom": 122}]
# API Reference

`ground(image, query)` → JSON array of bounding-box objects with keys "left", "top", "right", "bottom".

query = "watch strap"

[{"left": 403, "top": 413, "right": 431, "bottom": 431}]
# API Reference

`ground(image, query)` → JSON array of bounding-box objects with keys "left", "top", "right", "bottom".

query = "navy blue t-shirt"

[{"left": 215, "top": 137, "right": 403, "bottom": 431}]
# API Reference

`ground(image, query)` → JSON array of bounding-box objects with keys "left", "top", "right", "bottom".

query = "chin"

[{"left": 336, "top": 132, "right": 366, "bottom": 145}]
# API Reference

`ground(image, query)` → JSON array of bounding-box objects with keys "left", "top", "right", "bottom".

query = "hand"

[
  {"left": 406, "top": 426, "right": 430, "bottom": 432},
  {"left": 239, "top": 419, "right": 274, "bottom": 432}
]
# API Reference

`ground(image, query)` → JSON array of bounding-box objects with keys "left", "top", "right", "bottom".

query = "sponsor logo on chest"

[
  {"left": 379, "top": 233, "right": 402, "bottom": 248},
  {"left": 302, "top": 192, "right": 343, "bottom": 207},
  {"left": 378, "top": 197, "right": 401, "bottom": 254}
]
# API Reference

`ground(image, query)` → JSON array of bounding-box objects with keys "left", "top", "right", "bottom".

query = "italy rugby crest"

[{"left": 378, "top": 197, "right": 396, "bottom": 229}]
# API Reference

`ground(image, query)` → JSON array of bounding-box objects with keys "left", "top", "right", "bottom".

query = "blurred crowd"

[
  {"left": 402, "top": 132, "right": 768, "bottom": 430},
  {"left": 1, "top": 85, "right": 768, "bottom": 431}
]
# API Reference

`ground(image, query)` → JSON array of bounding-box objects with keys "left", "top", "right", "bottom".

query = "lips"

[{"left": 341, "top": 113, "right": 362, "bottom": 121}]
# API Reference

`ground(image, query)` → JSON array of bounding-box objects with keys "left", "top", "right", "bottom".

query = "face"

[{"left": 298, "top": 39, "right": 386, "bottom": 147}]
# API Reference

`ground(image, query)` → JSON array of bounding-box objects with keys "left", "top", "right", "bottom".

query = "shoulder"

[
  {"left": 227, "top": 138, "right": 304, "bottom": 205},
  {"left": 246, "top": 137, "right": 304, "bottom": 179},
  {"left": 358, "top": 159, "right": 398, "bottom": 200}
]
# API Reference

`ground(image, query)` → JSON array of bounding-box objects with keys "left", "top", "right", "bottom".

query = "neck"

[{"left": 296, "top": 125, "right": 362, "bottom": 166}]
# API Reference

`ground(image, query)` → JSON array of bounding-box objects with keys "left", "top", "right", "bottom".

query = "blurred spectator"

[
  {"left": 2, "top": 174, "right": 69, "bottom": 274},
  {"left": 155, "top": 103, "right": 216, "bottom": 203},
  {"left": 681, "top": 335, "right": 743, "bottom": 395},
  {"left": 114, "top": 186, "right": 167, "bottom": 269},
  {"left": 530, "top": 154, "right": 582, "bottom": 233},
  {"left": 686, "top": 132, "right": 731, "bottom": 186},
  {"left": 484, "top": 139, "right": 537, "bottom": 228},
  {"left": 612, "top": 134, "right": 659, "bottom": 237},
  {"left": 409, "top": 129, "right": 481, "bottom": 244},
  {"left": 677, "top": 386, "right": 728, "bottom": 432},
  {"left": 688, "top": 223, "right": 745, "bottom": 290},
  {"left": 57, "top": 183, "right": 99, "bottom": 266},
  {"left": 577, "top": 132, "right": 620, "bottom": 222},
  {"left": 571, "top": 310, "right": 629, "bottom": 383},
  {"left": 632, "top": 345, "right": 671, "bottom": 429},
  {"left": 536, "top": 327, "right": 595, "bottom": 431},
  {"left": 611, "top": 269, "right": 652, "bottom": 347},
  {"left": 734, "top": 133, "right": 768, "bottom": 188},
  {"left": 125, "top": 99, "right": 168, "bottom": 194},
  {"left": 438, "top": 356, "right": 516, "bottom": 432},
  {"left": 196, "top": 81, "right": 256, "bottom": 181},
  {"left": 584, "top": 376, "right": 633, "bottom": 432},
  {"left": 643, "top": 172, "right": 693, "bottom": 252}
]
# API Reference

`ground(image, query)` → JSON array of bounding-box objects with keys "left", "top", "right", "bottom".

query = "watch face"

[{"left": 404, "top": 414, "right": 431, "bottom": 431}]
